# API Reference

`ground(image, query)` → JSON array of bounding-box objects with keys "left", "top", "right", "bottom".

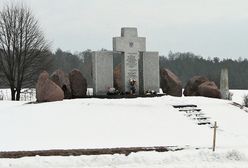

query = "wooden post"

[{"left": 212, "top": 121, "right": 217, "bottom": 152}]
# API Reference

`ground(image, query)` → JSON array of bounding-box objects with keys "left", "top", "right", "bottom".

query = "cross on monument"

[{"left": 113, "top": 27, "right": 146, "bottom": 93}]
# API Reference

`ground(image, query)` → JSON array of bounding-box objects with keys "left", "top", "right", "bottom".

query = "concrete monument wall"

[
  {"left": 92, "top": 51, "right": 113, "bottom": 95},
  {"left": 92, "top": 27, "right": 160, "bottom": 95},
  {"left": 139, "top": 52, "right": 160, "bottom": 94}
]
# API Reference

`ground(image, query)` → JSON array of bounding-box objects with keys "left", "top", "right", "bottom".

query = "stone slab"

[
  {"left": 220, "top": 68, "right": 229, "bottom": 99},
  {"left": 121, "top": 27, "right": 138, "bottom": 37},
  {"left": 139, "top": 52, "right": 160, "bottom": 94},
  {"left": 92, "top": 51, "right": 113, "bottom": 95},
  {"left": 113, "top": 37, "right": 146, "bottom": 52}
]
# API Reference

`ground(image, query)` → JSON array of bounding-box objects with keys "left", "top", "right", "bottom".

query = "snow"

[
  {"left": 0, "top": 88, "right": 36, "bottom": 101},
  {"left": 0, "top": 149, "right": 248, "bottom": 168},
  {"left": 0, "top": 88, "right": 93, "bottom": 101},
  {"left": 0, "top": 97, "right": 214, "bottom": 151},
  {"left": 0, "top": 89, "right": 248, "bottom": 167},
  {"left": 230, "top": 89, "right": 248, "bottom": 105}
]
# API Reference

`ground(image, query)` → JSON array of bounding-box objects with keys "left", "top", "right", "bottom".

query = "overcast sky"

[{"left": 1, "top": 0, "right": 248, "bottom": 59}]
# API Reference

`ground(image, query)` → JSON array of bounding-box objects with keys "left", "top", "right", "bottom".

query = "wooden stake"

[{"left": 212, "top": 121, "right": 217, "bottom": 152}]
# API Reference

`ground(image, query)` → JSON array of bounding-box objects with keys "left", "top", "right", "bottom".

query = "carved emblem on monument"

[
  {"left": 129, "top": 42, "right": 134, "bottom": 48},
  {"left": 126, "top": 54, "right": 137, "bottom": 68}
]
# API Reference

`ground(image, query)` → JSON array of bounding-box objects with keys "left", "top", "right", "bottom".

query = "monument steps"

[
  {"left": 173, "top": 105, "right": 197, "bottom": 108},
  {"left": 197, "top": 122, "right": 211, "bottom": 125},
  {"left": 179, "top": 109, "right": 202, "bottom": 112},
  {"left": 173, "top": 104, "right": 213, "bottom": 127},
  {"left": 192, "top": 117, "right": 210, "bottom": 120}
]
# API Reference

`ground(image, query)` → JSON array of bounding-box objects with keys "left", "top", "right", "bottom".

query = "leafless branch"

[{"left": 0, "top": 2, "right": 51, "bottom": 100}]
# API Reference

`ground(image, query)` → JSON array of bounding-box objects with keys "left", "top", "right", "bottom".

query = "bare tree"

[{"left": 0, "top": 3, "right": 51, "bottom": 100}]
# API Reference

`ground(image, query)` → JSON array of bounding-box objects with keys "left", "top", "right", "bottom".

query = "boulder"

[
  {"left": 198, "top": 81, "right": 221, "bottom": 98},
  {"left": 183, "top": 76, "right": 221, "bottom": 98},
  {"left": 183, "top": 76, "right": 208, "bottom": 96},
  {"left": 50, "top": 69, "right": 72, "bottom": 99},
  {"left": 160, "top": 68, "right": 182, "bottom": 96},
  {"left": 69, "top": 69, "right": 87, "bottom": 98},
  {"left": 36, "top": 71, "right": 64, "bottom": 102}
]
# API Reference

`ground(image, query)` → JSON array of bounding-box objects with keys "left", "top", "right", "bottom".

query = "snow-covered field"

[
  {"left": 0, "top": 89, "right": 248, "bottom": 167},
  {"left": 0, "top": 149, "right": 248, "bottom": 168},
  {"left": 0, "top": 88, "right": 36, "bottom": 101},
  {"left": 0, "top": 88, "right": 93, "bottom": 101},
  {"left": 231, "top": 89, "right": 248, "bottom": 105}
]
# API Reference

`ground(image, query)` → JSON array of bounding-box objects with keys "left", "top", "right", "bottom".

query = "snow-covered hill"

[
  {"left": 0, "top": 90, "right": 248, "bottom": 167},
  {"left": 0, "top": 92, "right": 248, "bottom": 151}
]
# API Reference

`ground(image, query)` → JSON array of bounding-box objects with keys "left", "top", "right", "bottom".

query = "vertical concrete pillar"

[{"left": 220, "top": 68, "right": 229, "bottom": 99}]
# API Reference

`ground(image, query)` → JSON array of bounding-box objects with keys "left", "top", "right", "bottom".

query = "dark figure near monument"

[{"left": 129, "top": 79, "right": 136, "bottom": 95}]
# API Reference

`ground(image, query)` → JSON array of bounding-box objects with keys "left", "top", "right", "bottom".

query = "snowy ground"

[
  {"left": 0, "top": 89, "right": 248, "bottom": 167},
  {"left": 0, "top": 88, "right": 93, "bottom": 101},
  {"left": 0, "top": 148, "right": 248, "bottom": 168},
  {"left": 230, "top": 89, "right": 248, "bottom": 105},
  {"left": 0, "top": 88, "right": 36, "bottom": 101}
]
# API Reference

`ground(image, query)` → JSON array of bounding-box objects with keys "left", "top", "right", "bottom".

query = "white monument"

[
  {"left": 92, "top": 27, "right": 159, "bottom": 95},
  {"left": 113, "top": 28, "right": 146, "bottom": 94},
  {"left": 139, "top": 52, "right": 159, "bottom": 94},
  {"left": 113, "top": 27, "right": 159, "bottom": 94}
]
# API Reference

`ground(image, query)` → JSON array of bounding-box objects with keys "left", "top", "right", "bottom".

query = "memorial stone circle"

[{"left": 35, "top": 27, "right": 226, "bottom": 102}]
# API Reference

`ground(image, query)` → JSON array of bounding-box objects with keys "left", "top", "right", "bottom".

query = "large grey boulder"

[
  {"left": 36, "top": 71, "right": 64, "bottom": 102},
  {"left": 198, "top": 81, "right": 221, "bottom": 98},
  {"left": 184, "top": 76, "right": 221, "bottom": 98},
  {"left": 50, "top": 69, "right": 72, "bottom": 99},
  {"left": 183, "top": 76, "right": 208, "bottom": 96},
  {"left": 160, "top": 68, "right": 182, "bottom": 97},
  {"left": 69, "top": 69, "right": 87, "bottom": 98}
]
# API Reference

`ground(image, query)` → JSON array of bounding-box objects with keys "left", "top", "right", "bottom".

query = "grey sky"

[{"left": 1, "top": 0, "right": 248, "bottom": 59}]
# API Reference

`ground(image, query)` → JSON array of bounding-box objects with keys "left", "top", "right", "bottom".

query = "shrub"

[{"left": 243, "top": 94, "right": 248, "bottom": 107}]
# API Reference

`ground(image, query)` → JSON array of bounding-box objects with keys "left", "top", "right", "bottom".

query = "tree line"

[
  {"left": 50, "top": 50, "right": 248, "bottom": 89},
  {"left": 160, "top": 52, "right": 248, "bottom": 89},
  {"left": 0, "top": 48, "right": 93, "bottom": 89},
  {"left": 2, "top": 48, "right": 248, "bottom": 91}
]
